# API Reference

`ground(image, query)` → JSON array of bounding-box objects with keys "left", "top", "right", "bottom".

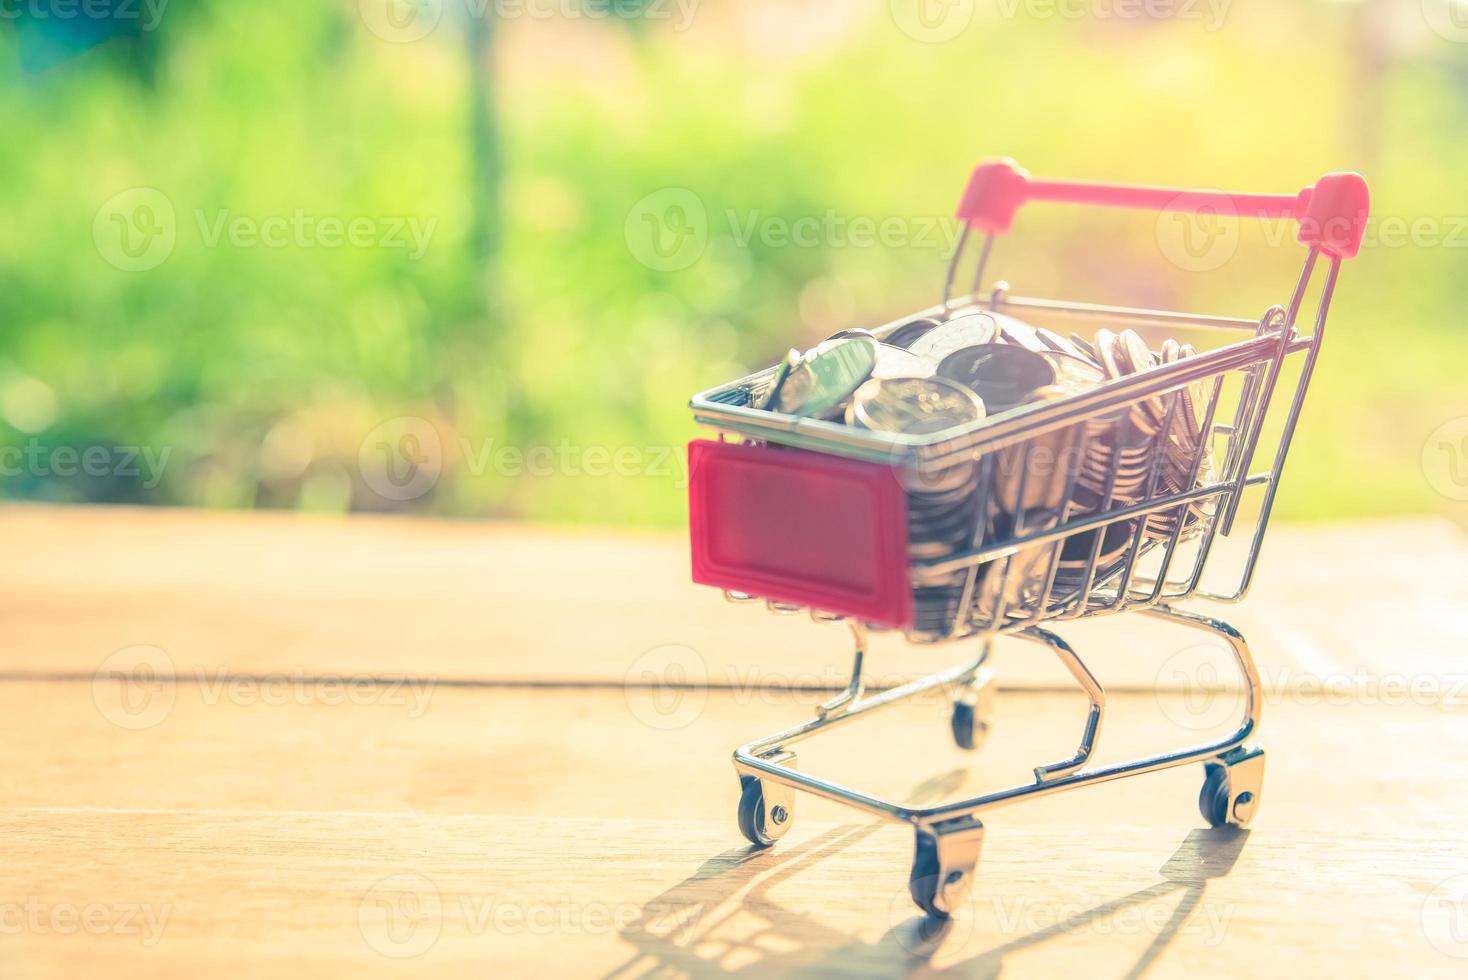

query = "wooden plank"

[
  {"left": 5, "top": 509, "right": 1465, "bottom": 977},
  {"left": 8, "top": 680, "right": 1466, "bottom": 835},
  {"left": 3, "top": 812, "right": 1464, "bottom": 979},
  {"left": 4, "top": 666, "right": 1466, "bottom": 976},
  {"left": 2, "top": 505, "right": 1464, "bottom": 692}
]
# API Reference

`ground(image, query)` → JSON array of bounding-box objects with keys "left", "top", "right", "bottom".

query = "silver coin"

[
  {"left": 994, "top": 384, "right": 1079, "bottom": 517},
  {"left": 883, "top": 317, "right": 942, "bottom": 350},
  {"left": 872, "top": 343, "right": 937, "bottom": 380},
  {"left": 775, "top": 336, "right": 877, "bottom": 418},
  {"left": 907, "top": 492, "right": 974, "bottom": 516},
  {"left": 1095, "top": 329, "right": 1126, "bottom": 380},
  {"left": 1116, "top": 328, "right": 1170, "bottom": 433},
  {"left": 1036, "top": 327, "right": 1087, "bottom": 360},
  {"left": 1040, "top": 350, "right": 1106, "bottom": 396},
  {"left": 1058, "top": 520, "right": 1137, "bottom": 569},
  {"left": 908, "top": 506, "right": 970, "bottom": 528},
  {"left": 1115, "top": 329, "right": 1156, "bottom": 376},
  {"left": 990, "top": 312, "right": 1050, "bottom": 353},
  {"left": 847, "top": 376, "right": 985, "bottom": 435},
  {"left": 1160, "top": 337, "right": 1208, "bottom": 440},
  {"left": 1069, "top": 333, "right": 1103, "bottom": 363},
  {"left": 759, "top": 348, "right": 802, "bottom": 411},
  {"left": 907, "top": 312, "right": 999, "bottom": 362},
  {"left": 935, "top": 344, "right": 1057, "bottom": 415},
  {"left": 1095, "top": 329, "right": 1163, "bottom": 436},
  {"left": 909, "top": 522, "right": 976, "bottom": 551},
  {"left": 902, "top": 459, "right": 978, "bottom": 496}
]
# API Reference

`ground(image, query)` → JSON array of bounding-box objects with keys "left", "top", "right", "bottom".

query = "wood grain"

[
  {"left": 7, "top": 682, "right": 1466, "bottom": 836},
  {"left": 1, "top": 504, "right": 1464, "bottom": 691},
  {"left": 2, "top": 505, "right": 1466, "bottom": 978},
  {"left": 2, "top": 682, "right": 1467, "bottom": 977},
  {"left": 3, "top": 809, "right": 1465, "bottom": 980}
]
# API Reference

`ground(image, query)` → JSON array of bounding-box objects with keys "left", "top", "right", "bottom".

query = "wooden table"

[{"left": 3, "top": 504, "right": 1466, "bottom": 978}]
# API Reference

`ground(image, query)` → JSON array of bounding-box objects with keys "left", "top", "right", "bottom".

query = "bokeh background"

[{"left": 1, "top": 0, "right": 1465, "bottom": 527}]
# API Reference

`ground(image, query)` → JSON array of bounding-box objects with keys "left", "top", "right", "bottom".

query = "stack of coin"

[
  {"left": 845, "top": 376, "right": 987, "bottom": 639},
  {"left": 970, "top": 383, "right": 1078, "bottom": 630},
  {"left": 1088, "top": 328, "right": 1215, "bottom": 541},
  {"left": 1015, "top": 328, "right": 1215, "bottom": 617},
  {"left": 753, "top": 312, "right": 1220, "bottom": 636}
]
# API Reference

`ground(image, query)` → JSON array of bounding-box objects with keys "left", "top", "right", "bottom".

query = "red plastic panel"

[{"left": 688, "top": 439, "right": 913, "bottom": 628}]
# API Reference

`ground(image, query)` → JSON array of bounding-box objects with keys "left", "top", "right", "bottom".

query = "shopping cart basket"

[{"left": 686, "top": 158, "right": 1369, "bottom": 917}]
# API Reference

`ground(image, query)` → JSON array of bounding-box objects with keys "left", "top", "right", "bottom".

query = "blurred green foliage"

[{"left": 1, "top": 0, "right": 1465, "bottom": 526}]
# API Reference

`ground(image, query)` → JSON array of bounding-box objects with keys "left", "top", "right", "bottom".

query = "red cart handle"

[{"left": 956, "top": 158, "right": 1370, "bottom": 260}]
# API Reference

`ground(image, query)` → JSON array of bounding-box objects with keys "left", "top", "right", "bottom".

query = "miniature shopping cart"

[{"left": 686, "top": 159, "right": 1368, "bottom": 918}]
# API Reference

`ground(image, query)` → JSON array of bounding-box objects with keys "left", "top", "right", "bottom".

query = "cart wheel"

[
  {"left": 908, "top": 833, "right": 947, "bottom": 918},
  {"left": 908, "top": 822, "right": 983, "bottom": 919},
  {"left": 1198, "top": 764, "right": 1231, "bottom": 828},
  {"left": 950, "top": 672, "right": 995, "bottom": 751},
  {"left": 736, "top": 776, "right": 793, "bottom": 847},
  {"left": 1198, "top": 746, "right": 1266, "bottom": 828},
  {"left": 950, "top": 702, "right": 978, "bottom": 751}
]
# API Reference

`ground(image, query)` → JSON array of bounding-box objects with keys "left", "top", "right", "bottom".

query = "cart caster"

[
  {"left": 735, "top": 756, "right": 796, "bottom": 847},
  {"left": 908, "top": 817, "right": 985, "bottom": 918},
  {"left": 1199, "top": 745, "right": 1265, "bottom": 828},
  {"left": 950, "top": 666, "right": 995, "bottom": 751}
]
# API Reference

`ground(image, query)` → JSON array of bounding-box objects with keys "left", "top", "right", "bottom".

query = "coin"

[
  {"left": 1151, "top": 339, "right": 1217, "bottom": 539},
  {"left": 883, "top": 317, "right": 942, "bottom": 350},
  {"left": 775, "top": 336, "right": 877, "bottom": 418},
  {"left": 991, "top": 312, "right": 1050, "bottom": 353},
  {"left": 1095, "top": 329, "right": 1126, "bottom": 380},
  {"left": 1036, "top": 327, "right": 1088, "bottom": 360},
  {"left": 1069, "top": 333, "right": 1102, "bottom": 363},
  {"left": 1056, "top": 520, "right": 1138, "bottom": 576},
  {"left": 1119, "top": 330, "right": 1166, "bottom": 424},
  {"left": 994, "top": 383, "right": 1080, "bottom": 516},
  {"left": 903, "top": 459, "right": 979, "bottom": 495},
  {"left": 1094, "top": 329, "right": 1165, "bottom": 436},
  {"left": 872, "top": 343, "right": 937, "bottom": 380},
  {"left": 907, "top": 312, "right": 999, "bottom": 362},
  {"left": 935, "top": 344, "right": 1056, "bottom": 414},
  {"left": 1160, "top": 338, "right": 1208, "bottom": 440},
  {"left": 847, "top": 376, "right": 985, "bottom": 435},
  {"left": 1040, "top": 350, "right": 1106, "bottom": 396},
  {"left": 759, "top": 348, "right": 802, "bottom": 411},
  {"left": 1116, "top": 329, "right": 1156, "bottom": 376}
]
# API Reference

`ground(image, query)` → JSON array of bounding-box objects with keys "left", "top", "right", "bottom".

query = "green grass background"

[{"left": 1, "top": 0, "right": 1464, "bottom": 527}]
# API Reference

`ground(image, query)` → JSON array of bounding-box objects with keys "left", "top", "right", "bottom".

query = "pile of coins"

[{"left": 758, "top": 309, "right": 1215, "bottom": 636}]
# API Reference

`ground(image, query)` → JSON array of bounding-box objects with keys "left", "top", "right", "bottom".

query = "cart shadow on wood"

[{"left": 605, "top": 768, "right": 1249, "bottom": 979}]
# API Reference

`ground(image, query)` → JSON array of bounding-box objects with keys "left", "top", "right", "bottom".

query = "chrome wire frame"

[
  {"left": 698, "top": 242, "right": 1335, "bottom": 864},
  {"left": 732, "top": 604, "right": 1259, "bottom": 831}
]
